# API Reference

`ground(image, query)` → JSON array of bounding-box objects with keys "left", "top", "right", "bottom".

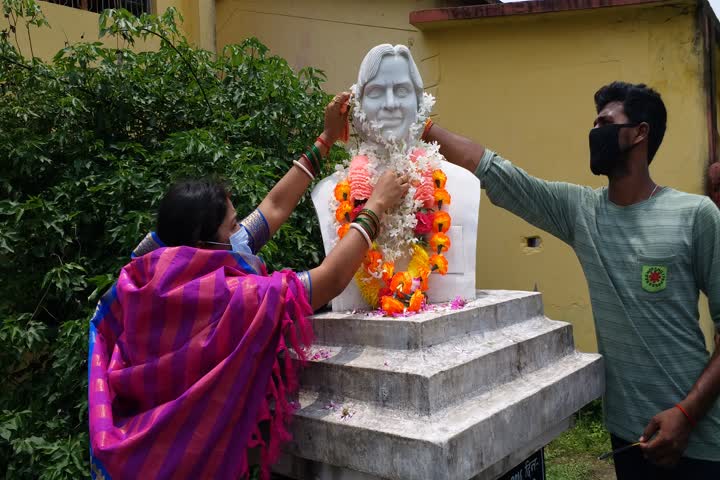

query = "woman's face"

[{"left": 209, "top": 197, "right": 240, "bottom": 248}]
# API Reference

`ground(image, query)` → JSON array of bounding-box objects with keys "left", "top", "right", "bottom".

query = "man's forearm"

[
  {"left": 681, "top": 346, "right": 720, "bottom": 423},
  {"left": 425, "top": 124, "right": 485, "bottom": 173}
]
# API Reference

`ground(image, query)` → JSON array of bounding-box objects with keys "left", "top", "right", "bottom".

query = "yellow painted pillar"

[
  {"left": 155, "top": 0, "right": 213, "bottom": 50},
  {"left": 196, "top": 0, "right": 216, "bottom": 53}
]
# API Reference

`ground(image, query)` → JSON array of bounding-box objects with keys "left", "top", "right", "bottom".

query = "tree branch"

[
  {"left": 0, "top": 54, "right": 96, "bottom": 97},
  {"left": 138, "top": 27, "right": 214, "bottom": 114}
]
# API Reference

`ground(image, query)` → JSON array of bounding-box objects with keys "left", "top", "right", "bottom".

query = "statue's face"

[{"left": 360, "top": 55, "right": 418, "bottom": 143}]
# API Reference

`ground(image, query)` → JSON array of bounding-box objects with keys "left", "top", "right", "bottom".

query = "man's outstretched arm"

[
  {"left": 424, "top": 122, "right": 585, "bottom": 246},
  {"left": 425, "top": 124, "right": 485, "bottom": 174}
]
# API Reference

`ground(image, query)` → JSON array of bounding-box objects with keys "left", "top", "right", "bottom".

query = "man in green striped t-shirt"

[{"left": 425, "top": 82, "right": 720, "bottom": 478}]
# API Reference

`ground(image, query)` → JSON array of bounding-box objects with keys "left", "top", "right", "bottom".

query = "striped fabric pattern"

[
  {"left": 476, "top": 149, "right": 720, "bottom": 461},
  {"left": 88, "top": 246, "right": 313, "bottom": 479}
]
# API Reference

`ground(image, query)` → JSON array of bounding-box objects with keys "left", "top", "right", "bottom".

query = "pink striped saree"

[{"left": 88, "top": 246, "right": 313, "bottom": 479}]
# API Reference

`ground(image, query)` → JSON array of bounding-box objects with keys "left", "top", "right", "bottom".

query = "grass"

[{"left": 545, "top": 399, "right": 616, "bottom": 480}]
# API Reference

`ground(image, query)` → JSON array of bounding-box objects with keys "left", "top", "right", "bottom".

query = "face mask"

[
  {"left": 203, "top": 228, "right": 252, "bottom": 255},
  {"left": 589, "top": 123, "right": 638, "bottom": 176},
  {"left": 229, "top": 228, "right": 252, "bottom": 255}
]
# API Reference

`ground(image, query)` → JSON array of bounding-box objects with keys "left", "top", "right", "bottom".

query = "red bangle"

[
  {"left": 675, "top": 404, "right": 697, "bottom": 427},
  {"left": 316, "top": 135, "right": 332, "bottom": 150},
  {"left": 421, "top": 118, "right": 434, "bottom": 142}
]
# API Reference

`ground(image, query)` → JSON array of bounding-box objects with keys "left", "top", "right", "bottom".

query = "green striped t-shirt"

[{"left": 475, "top": 149, "right": 720, "bottom": 461}]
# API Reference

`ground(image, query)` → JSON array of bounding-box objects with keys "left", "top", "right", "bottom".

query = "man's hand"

[{"left": 639, "top": 406, "right": 693, "bottom": 467}]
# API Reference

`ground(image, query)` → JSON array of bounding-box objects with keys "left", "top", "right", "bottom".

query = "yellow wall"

[
  {"left": 214, "top": 0, "right": 442, "bottom": 95},
  {"left": 214, "top": 0, "right": 716, "bottom": 353},
  {"left": 420, "top": 2, "right": 715, "bottom": 352},
  {"left": 0, "top": 1, "right": 206, "bottom": 61},
  {"left": 159, "top": 0, "right": 216, "bottom": 51}
]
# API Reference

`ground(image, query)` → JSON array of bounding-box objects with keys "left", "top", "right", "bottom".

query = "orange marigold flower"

[
  {"left": 434, "top": 188, "right": 451, "bottom": 209},
  {"left": 408, "top": 289, "right": 425, "bottom": 312},
  {"left": 390, "top": 271, "right": 413, "bottom": 295},
  {"left": 432, "top": 169, "right": 447, "bottom": 189},
  {"left": 381, "top": 262, "right": 395, "bottom": 284},
  {"left": 337, "top": 223, "right": 350, "bottom": 239},
  {"left": 430, "top": 254, "right": 449, "bottom": 275},
  {"left": 334, "top": 180, "right": 351, "bottom": 202},
  {"left": 430, "top": 233, "right": 451, "bottom": 254},
  {"left": 364, "top": 250, "right": 383, "bottom": 273},
  {"left": 433, "top": 211, "right": 451, "bottom": 233},
  {"left": 417, "top": 267, "right": 431, "bottom": 291},
  {"left": 335, "top": 201, "right": 353, "bottom": 223},
  {"left": 381, "top": 296, "right": 405, "bottom": 315}
]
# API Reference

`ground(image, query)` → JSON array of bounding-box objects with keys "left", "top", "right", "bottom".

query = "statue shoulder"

[
  {"left": 311, "top": 175, "right": 339, "bottom": 204},
  {"left": 439, "top": 159, "right": 480, "bottom": 186}
]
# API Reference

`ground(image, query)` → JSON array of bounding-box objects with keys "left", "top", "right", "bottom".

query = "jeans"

[{"left": 611, "top": 434, "right": 720, "bottom": 479}]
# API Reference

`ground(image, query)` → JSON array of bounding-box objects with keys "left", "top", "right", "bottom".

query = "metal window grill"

[{"left": 43, "top": 1, "right": 152, "bottom": 16}]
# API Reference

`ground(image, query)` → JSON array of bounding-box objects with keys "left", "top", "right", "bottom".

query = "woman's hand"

[
  {"left": 365, "top": 171, "right": 410, "bottom": 213},
  {"left": 321, "top": 92, "right": 351, "bottom": 145},
  {"left": 307, "top": 170, "right": 408, "bottom": 309}
]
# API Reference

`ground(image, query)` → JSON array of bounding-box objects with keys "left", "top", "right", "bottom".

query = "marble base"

[{"left": 275, "top": 291, "right": 603, "bottom": 480}]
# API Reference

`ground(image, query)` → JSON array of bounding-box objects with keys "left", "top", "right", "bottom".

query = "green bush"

[{"left": 0, "top": 2, "right": 343, "bottom": 477}]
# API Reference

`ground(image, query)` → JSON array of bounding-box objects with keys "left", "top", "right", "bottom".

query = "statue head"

[{"left": 355, "top": 44, "right": 424, "bottom": 144}]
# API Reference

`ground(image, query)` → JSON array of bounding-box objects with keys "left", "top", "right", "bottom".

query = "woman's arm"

[
  {"left": 305, "top": 171, "right": 408, "bottom": 310},
  {"left": 252, "top": 92, "right": 351, "bottom": 240}
]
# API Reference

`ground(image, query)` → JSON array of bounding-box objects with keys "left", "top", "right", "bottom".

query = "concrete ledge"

[
  {"left": 275, "top": 418, "right": 573, "bottom": 480},
  {"left": 301, "top": 318, "right": 575, "bottom": 414},
  {"left": 311, "top": 290, "right": 544, "bottom": 349},
  {"left": 284, "top": 352, "right": 604, "bottom": 480},
  {"left": 409, "top": 0, "right": 665, "bottom": 29},
  {"left": 470, "top": 417, "right": 571, "bottom": 480}
]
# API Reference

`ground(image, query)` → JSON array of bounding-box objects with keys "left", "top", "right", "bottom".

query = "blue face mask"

[
  {"left": 229, "top": 228, "right": 252, "bottom": 255},
  {"left": 203, "top": 228, "right": 252, "bottom": 255}
]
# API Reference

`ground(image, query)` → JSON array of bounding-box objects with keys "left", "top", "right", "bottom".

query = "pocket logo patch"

[{"left": 642, "top": 265, "right": 667, "bottom": 292}]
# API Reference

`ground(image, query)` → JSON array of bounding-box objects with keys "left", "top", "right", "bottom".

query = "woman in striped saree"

[{"left": 88, "top": 92, "right": 409, "bottom": 480}]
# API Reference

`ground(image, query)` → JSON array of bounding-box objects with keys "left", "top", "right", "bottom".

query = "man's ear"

[{"left": 633, "top": 122, "right": 650, "bottom": 146}]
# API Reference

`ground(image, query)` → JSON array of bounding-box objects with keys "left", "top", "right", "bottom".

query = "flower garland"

[{"left": 331, "top": 85, "right": 452, "bottom": 315}]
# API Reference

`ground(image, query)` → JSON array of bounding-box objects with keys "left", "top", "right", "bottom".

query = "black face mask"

[{"left": 589, "top": 123, "right": 638, "bottom": 176}]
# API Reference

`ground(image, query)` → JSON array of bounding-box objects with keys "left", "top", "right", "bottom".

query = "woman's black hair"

[{"left": 156, "top": 179, "right": 229, "bottom": 247}]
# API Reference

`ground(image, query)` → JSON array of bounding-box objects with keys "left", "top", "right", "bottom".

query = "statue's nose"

[{"left": 384, "top": 89, "right": 399, "bottom": 109}]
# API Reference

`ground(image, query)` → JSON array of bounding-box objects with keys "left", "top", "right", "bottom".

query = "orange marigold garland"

[{"left": 333, "top": 153, "right": 452, "bottom": 316}]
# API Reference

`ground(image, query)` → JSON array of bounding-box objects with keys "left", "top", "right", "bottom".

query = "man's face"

[
  {"left": 360, "top": 55, "right": 418, "bottom": 143},
  {"left": 593, "top": 101, "right": 629, "bottom": 131},
  {"left": 593, "top": 101, "right": 645, "bottom": 151},
  {"left": 590, "top": 101, "right": 638, "bottom": 176}
]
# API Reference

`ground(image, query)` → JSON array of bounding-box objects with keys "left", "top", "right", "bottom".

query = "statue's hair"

[{"left": 356, "top": 44, "right": 423, "bottom": 107}]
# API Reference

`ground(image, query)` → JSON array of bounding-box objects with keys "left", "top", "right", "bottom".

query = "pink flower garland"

[
  {"left": 348, "top": 155, "right": 372, "bottom": 201},
  {"left": 347, "top": 150, "right": 435, "bottom": 206},
  {"left": 413, "top": 169, "right": 435, "bottom": 208}
]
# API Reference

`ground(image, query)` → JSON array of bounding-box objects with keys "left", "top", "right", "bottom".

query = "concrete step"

[
  {"left": 282, "top": 351, "right": 604, "bottom": 480},
  {"left": 310, "top": 290, "right": 543, "bottom": 349},
  {"left": 300, "top": 317, "right": 575, "bottom": 414},
  {"left": 276, "top": 418, "right": 572, "bottom": 480}
]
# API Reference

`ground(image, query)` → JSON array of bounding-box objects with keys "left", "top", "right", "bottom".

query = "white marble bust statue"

[{"left": 312, "top": 44, "right": 480, "bottom": 312}]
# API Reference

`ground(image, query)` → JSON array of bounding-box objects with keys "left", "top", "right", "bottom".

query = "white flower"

[{"left": 330, "top": 88, "right": 446, "bottom": 262}]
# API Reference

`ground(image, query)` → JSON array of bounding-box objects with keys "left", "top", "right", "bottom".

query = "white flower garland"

[{"left": 330, "top": 88, "right": 445, "bottom": 262}]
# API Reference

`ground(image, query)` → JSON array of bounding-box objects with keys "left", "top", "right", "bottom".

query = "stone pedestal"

[{"left": 276, "top": 290, "right": 604, "bottom": 480}]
